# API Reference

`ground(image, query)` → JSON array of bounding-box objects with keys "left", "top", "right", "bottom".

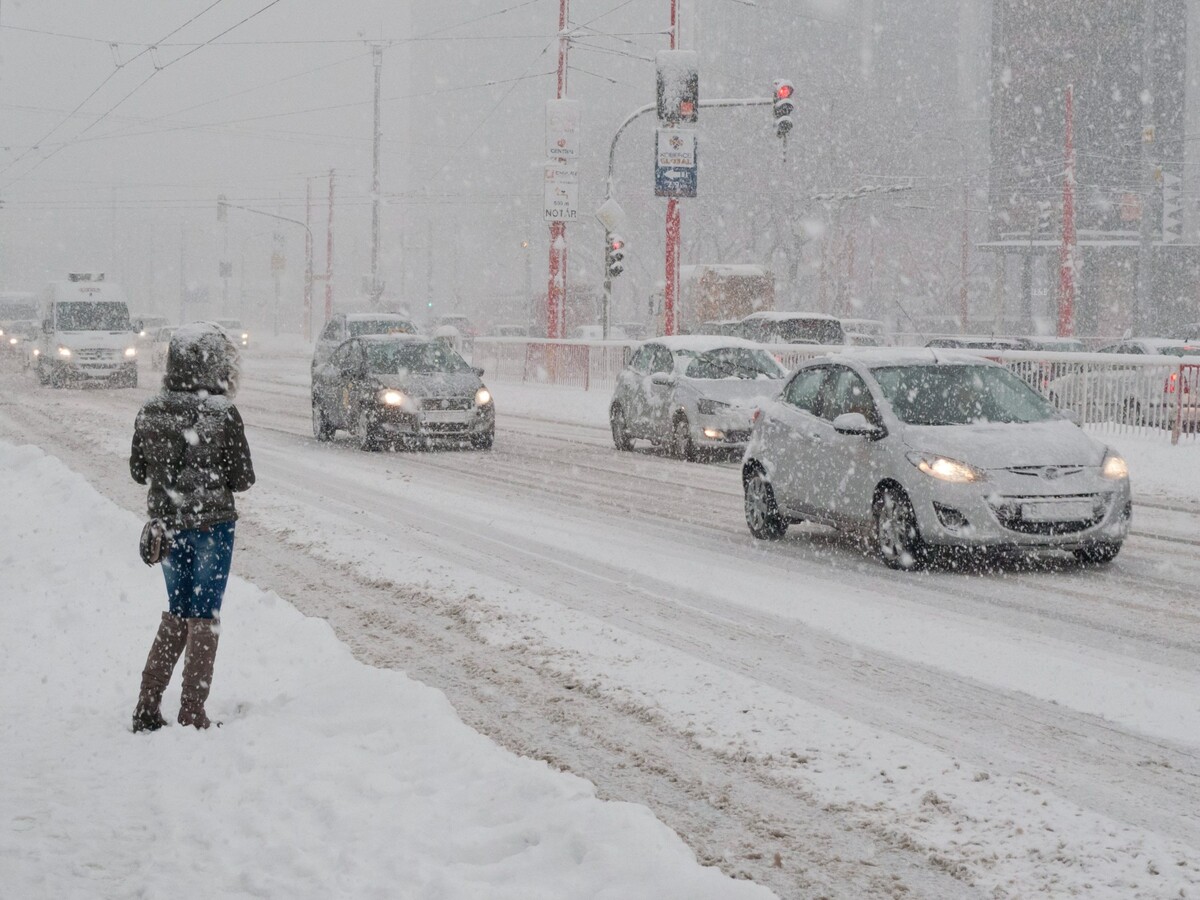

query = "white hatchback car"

[
  {"left": 609, "top": 336, "right": 787, "bottom": 459},
  {"left": 742, "top": 351, "right": 1132, "bottom": 569}
]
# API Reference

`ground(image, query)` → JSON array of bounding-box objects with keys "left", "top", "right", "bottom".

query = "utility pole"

[
  {"left": 1135, "top": 0, "right": 1157, "bottom": 334},
  {"left": 1056, "top": 84, "right": 1077, "bottom": 337},
  {"left": 546, "top": 0, "right": 570, "bottom": 338},
  {"left": 370, "top": 43, "right": 384, "bottom": 306},
  {"left": 325, "top": 169, "right": 335, "bottom": 325},
  {"left": 664, "top": 0, "right": 681, "bottom": 336},
  {"left": 178, "top": 224, "right": 187, "bottom": 324},
  {"left": 304, "top": 179, "right": 314, "bottom": 340}
]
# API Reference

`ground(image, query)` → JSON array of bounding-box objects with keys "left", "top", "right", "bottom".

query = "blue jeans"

[{"left": 162, "top": 522, "right": 236, "bottom": 619}]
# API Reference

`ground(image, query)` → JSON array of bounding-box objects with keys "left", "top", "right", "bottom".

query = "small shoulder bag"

[{"left": 139, "top": 518, "right": 173, "bottom": 566}]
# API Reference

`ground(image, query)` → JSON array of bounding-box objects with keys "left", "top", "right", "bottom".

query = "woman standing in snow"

[{"left": 129, "top": 322, "right": 255, "bottom": 732}]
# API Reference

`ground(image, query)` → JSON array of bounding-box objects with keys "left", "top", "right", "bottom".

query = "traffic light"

[
  {"left": 773, "top": 79, "right": 795, "bottom": 139},
  {"left": 656, "top": 50, "right": 699, "bottom": 125},
  {"left": 606, "top": 232, "right": 626, "bottom": 279}
]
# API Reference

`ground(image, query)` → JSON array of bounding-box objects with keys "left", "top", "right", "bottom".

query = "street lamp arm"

[{"left": 223, "top": 201, "right": 313, "bottom": 241}]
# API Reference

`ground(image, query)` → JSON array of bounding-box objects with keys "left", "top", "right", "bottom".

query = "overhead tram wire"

[
  {"left": 0, "top": 0, "right": 230, "bottom": 179},
  {"left": 1, "top": 0, "right": 286, "bottom": 192}
]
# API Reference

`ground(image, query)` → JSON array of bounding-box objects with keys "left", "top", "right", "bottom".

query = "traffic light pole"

[{"left": 602, "top": 97, "right": 772, "bottom": 337}]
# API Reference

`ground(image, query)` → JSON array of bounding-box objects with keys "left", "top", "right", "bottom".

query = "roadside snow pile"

[{"left": 0, "top": 441, "right": 773, "bottom": 900}]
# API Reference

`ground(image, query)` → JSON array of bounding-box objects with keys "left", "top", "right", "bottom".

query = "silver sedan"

[
  {"left": 609, "top": 336, "right": 787, "bottom": 460},
  {"left": 742, "top": 351, "right": 1132, "bottom": 569}
]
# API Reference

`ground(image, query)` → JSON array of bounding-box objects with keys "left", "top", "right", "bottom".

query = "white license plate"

[
  {"left": 422, "top": 410, "right": 469, "bottom": 424},
  {"left": 1021, "top": 499, "right": 1093, "bottom": 522}
]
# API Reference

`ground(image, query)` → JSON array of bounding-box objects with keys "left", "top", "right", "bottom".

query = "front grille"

[
  {"left": 76, "top": 348, "right": 120, "bottom": 361},
  {"left": 989, "top": 494, "right": 1105, "bottom": 535},
  {"left": 422, "top": 422, "right": 470, "bottom": 433},
  {"left": 420, "top": 397, "right": 472, "bottom": 411}
]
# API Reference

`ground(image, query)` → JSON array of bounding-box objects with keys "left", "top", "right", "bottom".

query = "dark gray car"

[{"left": 312, "top": 335, "right": 494, "bottom": 450}]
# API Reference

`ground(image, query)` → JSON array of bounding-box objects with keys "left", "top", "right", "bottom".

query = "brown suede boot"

[
  {"left": 132, "top": 612, "right": 188, "bottom": 733},
  {"left": 177, "top": 617, "right": 221, "bottom": 729}
]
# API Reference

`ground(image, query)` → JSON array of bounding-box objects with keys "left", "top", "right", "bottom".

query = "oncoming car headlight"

[
  {"left": 124, "top": 347, "right": 137, "bottom": 358},
  {"left": 1101, "top": 450, "right": 1129, "bottom": 480},
  {"left": 475, "top": 387, "right": 492, "bottom": 406},
  {"left": 57, "top": 346, "right": 72, "bottom": 358},
  {"left": 907, "top": 452, "right": 986, "bottom": 483},
  {"left": 380, "top": 389, "right": 405, "bottom": 406}
]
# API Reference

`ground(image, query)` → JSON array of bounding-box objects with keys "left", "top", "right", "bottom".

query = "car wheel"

[
  {"left": 471, "top": 427, "right": 495, "bottom": 450},
  {"left": 610, "top": 404, "right": 633, "bottom": 451},
  {"left": 36, "top": 360, "right": 49, "bottom": 385},
  {"left": 1073, "top": 541, "right": 1121, "bottom": 565},
  {"left": 874, "top": 486, "right": 927, "bottom": 570},
  {"left": 355, "top": 409, "right": 381, "bottom": 451},
  {"left": 1120, "top": 398, "right": 1143, "bottom": 426},
  {"left": 672, "top": 415, "right": 696, "bottom": 462},
  {"left": 744, "top": 468, "right": 788, "bottom": 540},
  {"left": 312, "top": 400, "right": 334, "bottom": 442}
]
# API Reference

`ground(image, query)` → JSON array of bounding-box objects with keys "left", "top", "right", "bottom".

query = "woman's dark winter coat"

[{"left": 130, "top": 325, "right": 255, "bottom": 530}]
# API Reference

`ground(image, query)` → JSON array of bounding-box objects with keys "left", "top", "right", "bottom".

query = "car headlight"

[
  {"left": 8, "top": 337, "right": 17, "bottom": 345},
  {"left": 380, "top": 389, "right": 405, "bottom": 406},
  {"left": 475, "top": 387, "right": 492, "bottom": 406},
  {"left": 241, "top": 333, "right": 249, "bottom": 341},
  {"left": 907, "top": 452, "right": 986, "bottom": 483},
  {"left": 1101, "top": 450, "right": 1129, "bottom": 480},
  {"left": 124, "top": 347, "right": 137, "bottom": 358},
  {"left": 57, "top": 346, "right": 72, "bottom": 358},
  {"left": 697, "top": 398, "right": 732, "bottom": 415}
]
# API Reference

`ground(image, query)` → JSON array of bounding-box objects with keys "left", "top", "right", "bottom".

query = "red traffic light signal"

[
  {"left": 772, "top": 79, "right": 795, "bottom": 139},
  {"left": 610, "top": 238, "right": 624, "bottom": 252}
]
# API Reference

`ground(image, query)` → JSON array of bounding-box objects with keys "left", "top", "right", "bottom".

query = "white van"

[{"left": 35, "top": 273, "right": 139, "bottom": 388}]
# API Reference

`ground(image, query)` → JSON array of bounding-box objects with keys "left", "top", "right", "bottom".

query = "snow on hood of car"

[
  {"left": 680, "top": 376, "right": 783, "bottom": 407},
  {"left": 372, "top": 371, "right": 481, "bottom": 397},
  {"left": 903, "top": 419, "right": 1108, "bottom": 470}
]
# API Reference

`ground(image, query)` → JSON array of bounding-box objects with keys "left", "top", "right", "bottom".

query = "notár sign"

[{"left": 544, "top": 164, "right": 579, "bottom": 222}]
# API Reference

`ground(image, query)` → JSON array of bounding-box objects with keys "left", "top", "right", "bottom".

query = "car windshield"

[
  {"left": 55, "top": 302, "right": 130, "bottom": 331},
  {"left": 872, "top": 364, "right": 1058, "bottom": 425},
  {"left": 365, "top": 341, "right": 473, "bottom": 375},
  {"left": 349, "top": 319, "right": 414, "bottom": 337},
  {"left": 678, "top": 347, "right": 784, "bottom": 380},
  {"left": 761, "top": 318, "right": 842, "bottom": 344}
]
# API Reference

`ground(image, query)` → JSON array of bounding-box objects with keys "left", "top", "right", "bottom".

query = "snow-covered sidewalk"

[{"left": 0, "top": 441, "right": 771, "bottom": 900}]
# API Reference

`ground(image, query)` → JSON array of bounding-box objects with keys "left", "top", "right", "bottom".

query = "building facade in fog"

[{"left": 985, "top": 0, "right": 1199, "bottom": 335}]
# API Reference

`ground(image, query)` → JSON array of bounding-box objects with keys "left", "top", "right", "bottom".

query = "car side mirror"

[
  {"left": 473, "top": 367, "right": 485, "bottom": 377},
  {"left": 833, "top": 412, "right": 884, "bottom": 438},
  {"left": 650, "top": 371, "right": 675, "bottom": 386}
]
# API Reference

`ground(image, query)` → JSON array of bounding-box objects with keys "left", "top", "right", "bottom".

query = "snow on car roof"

[
  {"left": 645, "top": 335, "right": 767, "bottom": 353},
  {"left": 741, "top": 311, "right": 840, "bottom": 322},
  {"left": 346, "top": 312, "right": 411, "bottom": 321}
]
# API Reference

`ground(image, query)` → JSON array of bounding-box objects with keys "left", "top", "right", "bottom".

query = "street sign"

[
  {"left": 546, "top": 99, "right": 581, "bottom": 161},
  {"left": 544, "top": 164, "right": 579, "bottom": 222},
  {"left": 655, "top": 128, "right": 697, "bottom": 198},
  {"left": 595, "top": 197, "right": 626, "bottom": 232}
]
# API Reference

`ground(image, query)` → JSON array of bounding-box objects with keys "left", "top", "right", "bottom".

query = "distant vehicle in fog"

[
  {"left": 215, "top": 319, "right": 249, "bottom": 348},
  {"left": 35, "top": 273, "right": 138, "bottom": 388},
  {"left": 843, "top": 318, "right": 889, "bottom": 346},
  {"left": 313, "top": 312, "right": 417, "bottom": 371},
  {"left": 740, "top": 311, "right": 848, "bottom": 346},
  {"left": 149, "top": 326, "right": 178, "bottom": 371}
]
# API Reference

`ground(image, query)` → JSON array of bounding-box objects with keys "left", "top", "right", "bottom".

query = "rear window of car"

[
  {"left": 761, "top": 318, "right": 844, "bottom": 345},
  {"left": 872, "top": 364, "right": 1057, "bottom": 425},
  {"left": 679, "top": 347, "right": 784, "bottom": 380},
  {"left": 349, "top": 319, "right": 415, "bottom": 337}
]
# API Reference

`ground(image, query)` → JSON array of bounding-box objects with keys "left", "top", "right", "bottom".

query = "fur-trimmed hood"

[{"left": 164, "top": 322, "right": 241, "bottom": 396}]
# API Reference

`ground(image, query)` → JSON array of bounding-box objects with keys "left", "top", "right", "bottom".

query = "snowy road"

[{"left": 2, "top": 351, "right": 1199, "bottom": 898}]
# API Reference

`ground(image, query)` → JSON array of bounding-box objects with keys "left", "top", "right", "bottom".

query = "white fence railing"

[{"left": 471, "top": 339, "right": 1199, "bottom": 444}]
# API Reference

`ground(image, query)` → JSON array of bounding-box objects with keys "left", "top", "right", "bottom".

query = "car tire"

[
  {"left": 744, "top": 468, "right": 788, "bottom": 540},
  {"left": 36, "top": 360, "right": 49, "bottom": 385},
  {"left": 610, "top": 404, "right": 633, "bottom": 451},
  {"left": 672, "top": 415, "right": 696, "bottom": 462},
  {"left": 355, "top": 409, "right": 381, "bottom": 452},
  {"left": 1073, "top": 541, "right": 1121, "bottom": 565},
  {"left": 874, "top": 486, "right": 927, "bottom": 570},
  {"left": 312, "top": 401, "right": 334, "bottom": 442}
]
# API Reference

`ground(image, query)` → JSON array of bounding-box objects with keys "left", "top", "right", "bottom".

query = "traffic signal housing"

[
  {"left": 606, "top": 233, "right": 626, "bottom": 279},
  {"left": 773, "top": 79, "right": 795, "bottom": 139}
]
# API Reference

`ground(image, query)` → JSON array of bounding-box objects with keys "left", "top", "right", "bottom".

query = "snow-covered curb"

[{"left": 0, "top": 441, "right": 772, "bottom": 900}]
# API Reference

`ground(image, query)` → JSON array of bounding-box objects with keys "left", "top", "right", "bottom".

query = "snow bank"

[{"left": 0, "top": 441, "right": 772, "bottom": 900}]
